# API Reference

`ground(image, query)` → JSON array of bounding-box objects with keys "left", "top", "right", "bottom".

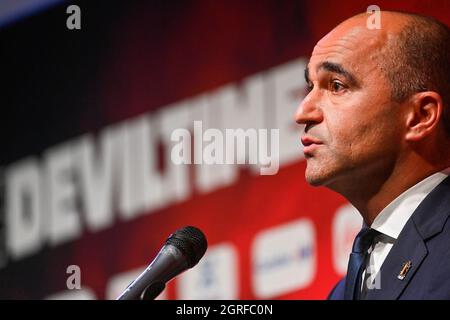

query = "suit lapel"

[
  {"left": 365, "top": 175, "right": 450, "bottom": 300},
  {"left": 364, "top": 219, "right": 427, "bottom": 300}
]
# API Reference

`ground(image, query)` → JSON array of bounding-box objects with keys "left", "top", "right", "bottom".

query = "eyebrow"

[{"left": 304, "top": 61, "right": 360, "bottom": 87}]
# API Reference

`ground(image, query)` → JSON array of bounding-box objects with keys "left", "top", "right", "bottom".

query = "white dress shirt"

[{"left": 361, "top": 168, "right": 450, "bottom": 291}]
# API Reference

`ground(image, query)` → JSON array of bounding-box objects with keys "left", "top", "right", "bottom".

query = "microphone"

[{"left": 117, "top": 226, "right": 207, "bottom": 300}]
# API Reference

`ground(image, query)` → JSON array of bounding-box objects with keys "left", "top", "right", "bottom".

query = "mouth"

[{"left": 301, "top": 136, "right": 323, "bottom": 156}]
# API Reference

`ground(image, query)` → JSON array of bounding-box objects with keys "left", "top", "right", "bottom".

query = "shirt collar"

[{"left": 371, "top": 168, "right": 450, "bottom": 240}]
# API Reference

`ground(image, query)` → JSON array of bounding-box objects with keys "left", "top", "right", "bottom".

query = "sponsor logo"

[{"left": 252, "top": 219, "right": 316, "bottom": 298}]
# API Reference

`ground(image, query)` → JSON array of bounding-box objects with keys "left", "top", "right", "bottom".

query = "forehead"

[{"left": 308, "top": 25, "right": 386, "bottom": 77}]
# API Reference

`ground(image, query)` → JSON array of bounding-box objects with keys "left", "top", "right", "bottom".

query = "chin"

[
  {"left": 304, "top": 162, "right": 338, "bottom": 187},
  {"left": 305, "top": 171, "right": 328, "bottom": 186}
]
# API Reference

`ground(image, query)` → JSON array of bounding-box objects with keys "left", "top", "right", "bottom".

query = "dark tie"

[{"left": 344, "top": 227, "right": 380, "bottom": 300}]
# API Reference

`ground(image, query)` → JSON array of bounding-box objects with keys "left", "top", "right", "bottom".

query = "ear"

[{"left": 404, "top": 91, "right": 443, "bottom": 142}]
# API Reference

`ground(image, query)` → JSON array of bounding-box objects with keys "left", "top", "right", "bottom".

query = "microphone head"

[{"left": 165, "top": 226, "right": 208, "bottom": 268}]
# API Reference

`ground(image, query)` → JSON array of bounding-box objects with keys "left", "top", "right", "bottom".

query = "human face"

[{"left": 295, "top": 24, "right": 405, "bottom": 191}]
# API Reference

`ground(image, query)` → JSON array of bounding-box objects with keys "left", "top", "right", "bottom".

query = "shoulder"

[{"left": 327, "top": 278, "right": 346, "bottom": 300}]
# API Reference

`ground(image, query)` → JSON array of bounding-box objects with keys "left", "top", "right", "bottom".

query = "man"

[{"left": 296, "top": 10, "right": 450, "bottom": 299}]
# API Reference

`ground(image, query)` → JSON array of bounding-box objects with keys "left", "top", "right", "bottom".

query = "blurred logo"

[{"left": 252, "top": 219, "right": 316, "bottom": 298}]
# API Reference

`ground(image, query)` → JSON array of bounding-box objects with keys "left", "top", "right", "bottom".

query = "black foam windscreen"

[{"left": 165, "top": 226, "right": 207, "bottom": 268}]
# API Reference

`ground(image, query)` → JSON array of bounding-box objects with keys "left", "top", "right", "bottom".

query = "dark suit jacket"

[{"left": 328, "top": 175, "right": 450, "bottom": 300}]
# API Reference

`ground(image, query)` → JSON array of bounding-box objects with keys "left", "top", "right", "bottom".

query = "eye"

[{"left": 330, "top": 80, "right": 346, "bottom": 93}]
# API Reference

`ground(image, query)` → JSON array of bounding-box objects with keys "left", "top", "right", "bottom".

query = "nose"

[{"left": 294, "top": 90, "right": 323, "bottom": 127}]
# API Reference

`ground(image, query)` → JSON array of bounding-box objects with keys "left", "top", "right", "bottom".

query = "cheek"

[
  {"left": 322, "top": 88, "right": 400, "bottom": 158},
  {"left": 324, "top": 112, "right": 360, "bottom": 151},
  {"left": 326, "top": 110, "right": 394, "bottom": 160},
  {"left": 360, "top": 124, "right": 402, "bottom": 168}
]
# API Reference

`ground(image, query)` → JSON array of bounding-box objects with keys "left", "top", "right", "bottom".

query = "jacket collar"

[{"left": 364, "top": 176, "right": 450, "bottom": 299}]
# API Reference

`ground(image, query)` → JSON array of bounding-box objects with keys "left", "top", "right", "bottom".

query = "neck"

[{"left": 330, "top": 153, "right": 449, "bottom": 226}]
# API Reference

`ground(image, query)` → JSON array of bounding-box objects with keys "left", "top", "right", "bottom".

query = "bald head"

[
  {"left": 315, "top": 11, "right": 410, "bottom": 60},
  {"left": 324, "top": 11, "right": 450, "bottom": 134}
]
